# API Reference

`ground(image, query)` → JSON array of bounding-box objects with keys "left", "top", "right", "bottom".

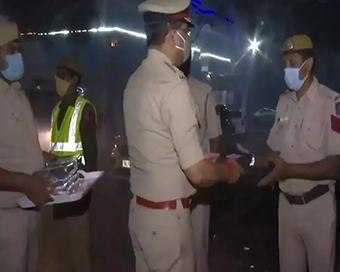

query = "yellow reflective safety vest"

[{"left": 49, "top": 96, "right": 95, "bottom": 164}]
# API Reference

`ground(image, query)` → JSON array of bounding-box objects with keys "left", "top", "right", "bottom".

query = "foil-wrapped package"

[{"left": 38, "top": 156, "right": 84, "bottom": 196}]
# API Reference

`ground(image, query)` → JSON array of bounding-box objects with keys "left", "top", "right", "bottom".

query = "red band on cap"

[{"left": 171, "top": 12, "right": 190, "bottom": 21}]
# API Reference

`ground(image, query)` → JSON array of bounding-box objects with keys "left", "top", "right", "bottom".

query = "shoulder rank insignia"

[{"left": 331, "top": 115, "right": 340, "bottom": 134}]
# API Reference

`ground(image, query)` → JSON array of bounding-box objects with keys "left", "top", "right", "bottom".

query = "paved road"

[{"left": 90, "top": 173, "right": 134, "bottom": 272}]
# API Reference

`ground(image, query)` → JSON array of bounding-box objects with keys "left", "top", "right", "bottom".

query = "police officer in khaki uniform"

[
  {"left": 179, "top": 57, "right": 221, "bottom": 272},
  {"left": 37, "top": 59, "right": 96, "bottom": 272},
  {"left": 256, "top": 35, "right": 340, "bottom": 272},
  {"left": 124, "top": 0, "right": 244, "bottom": 271},
  {"left": 0, "top": 21, "right": 51, "bottom": 272}
]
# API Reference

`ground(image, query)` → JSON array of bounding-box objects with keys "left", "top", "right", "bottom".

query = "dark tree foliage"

[{"left": 1, "top": 0, "right": 98, "bottom": 32}]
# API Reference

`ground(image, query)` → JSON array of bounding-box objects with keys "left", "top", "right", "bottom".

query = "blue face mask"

[
  {"left": 2, "top": 53, "right": 24, "bottom": 81},
  {"left": 284, "top": 61, "right": 307, "bottom": 91}
]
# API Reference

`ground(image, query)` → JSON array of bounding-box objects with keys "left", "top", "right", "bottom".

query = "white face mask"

[
  {"left": 175, "top": 31, "right": 191, "bottom": 63},
  {"left": 284, "top": 61, "right": 308, "bottom": 91}
]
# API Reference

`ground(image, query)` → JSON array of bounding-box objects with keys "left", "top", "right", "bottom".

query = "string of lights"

[{"left": 21, "top": 26, "right": 231, "bottom": 63}]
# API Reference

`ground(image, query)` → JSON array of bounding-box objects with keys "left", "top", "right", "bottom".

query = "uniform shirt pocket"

[
  {"left": 276, "top": 118, "right": 290, "bottom": 143},
  {"left": 302, "top": 120, "right": 326, "bottom": 150}
]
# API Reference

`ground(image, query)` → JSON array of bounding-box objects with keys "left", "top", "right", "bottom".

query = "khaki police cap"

[
  {"left": 57, "top": 58, "right": 82, "bottom": 75},
  {"left": 281, "top": 34, "right": 313, "bottom": 54},
  {"left": 139, "top": 0, "right": 193, "bottom": 27},
  {"left": 0, "top": 22, "right": 19, "bottom": 47}
]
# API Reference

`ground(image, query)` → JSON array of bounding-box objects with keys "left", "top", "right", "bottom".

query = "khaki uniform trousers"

[
  {"left": 37, "top": 198, "right": 91, "bottom": 272},
  {"left": 279, "top": 191, "right": 336, "bottom": 272},
  {"left": 0, "top": 208, "right": 40, "bottom": 272},
  {"left": 190, "top": 189, "right": 210, "bottom": 272},
  {"left": 129, "top": 196, "right": 195, "bottom": 272}
]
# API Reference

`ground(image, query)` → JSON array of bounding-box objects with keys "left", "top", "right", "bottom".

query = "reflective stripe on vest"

[
  {"left": 49, "top": 142, "right": 83, "bottom": 152},
  {"left": 49, "top": 97, "right": 87, "bottom": 154}
]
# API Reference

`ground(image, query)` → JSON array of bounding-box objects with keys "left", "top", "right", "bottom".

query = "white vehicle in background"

[
  {"left": 229, "top": 110, "right": 246, "bottom": 135},
  {"left": 253, "top": 108, "right": 276, "bottom": 124}
]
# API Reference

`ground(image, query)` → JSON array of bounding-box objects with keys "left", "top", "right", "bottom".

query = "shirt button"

[
  {"left": 291, "top": 145, "right": 294, "bottom": 148},
  {"left": 295, "top": 125, "right": 297, "bottom": 128}
]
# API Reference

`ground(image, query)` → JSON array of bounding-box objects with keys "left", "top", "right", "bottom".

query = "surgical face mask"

[
  {"left": 284, "top": 61, "right": 308, "bottom": 91},
  {"left": 175, "top": 31, "right": 191, "bottom": 63},
  {"left": 1, "top": 53, "right": 24, "bottom": 81},
  {"left": 55, "top": 76, "right": 71, "bottom": 97}
]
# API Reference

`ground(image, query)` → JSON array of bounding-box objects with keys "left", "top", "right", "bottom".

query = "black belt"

[{"left": 282, "top": 185, "right": 329, "bottom": 205}]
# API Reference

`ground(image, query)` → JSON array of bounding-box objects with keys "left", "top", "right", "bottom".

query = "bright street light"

[{"left": 248, "top": 38, "right": 260, "bottom": 54}]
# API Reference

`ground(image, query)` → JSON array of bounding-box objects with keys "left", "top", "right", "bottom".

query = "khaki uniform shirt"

[
  {"left": 0, "top": 79, "right": 44, "bottom": 208},
  {"left": 267, "top": 77, "right": 340, "bottom": 194},
  {"left": 124, "top": 49, "right": 204, "bottom": 202},
  {"left": 188, "top": 77, "right": 221, "bottom": 153}
]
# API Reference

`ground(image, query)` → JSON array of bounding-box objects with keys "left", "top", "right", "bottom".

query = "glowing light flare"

[
  {"left": 97, "top": 27, "right": 147, "bottom": 39},
  {"left": 191, "top": 46, "right": 201, "bottom": 53},
  {"left": 114, "top": 27, "right": 147, "bottom": 39},
  {"left": 200, "top": 53, "right": 231, "bottom": 62},
  {"left": 49, "top": 30, "right": 69, "bottom": 35},
  {"left": 20, "top": 27, "right": 232, "bottom": 63},
  {"left": 248, "top": 38, "right": 260, "bottom": 54},
  {"left": 111, "top": 39, "right": 118, "bottom": 47}
]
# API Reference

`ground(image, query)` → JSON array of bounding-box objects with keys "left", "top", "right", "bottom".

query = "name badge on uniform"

[
  {"left": 277, "top": 116, "right": 289, "bottom": 129},
  {"left": 278, "top": 116, "right": 288, "bottom": 122}
]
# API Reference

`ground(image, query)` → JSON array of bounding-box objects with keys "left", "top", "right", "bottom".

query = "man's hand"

[
  {"left": 258, "top": 155, "right": 289, "bottom": 187},
  {"left": 255, "top": 151, "right": 280, "bottom": 168},
  {"left": 22, "top": 173, "right": 52, "bottom": 206},
  {"left": 227, "top": 157, "right": 245, "bottom": 183}
]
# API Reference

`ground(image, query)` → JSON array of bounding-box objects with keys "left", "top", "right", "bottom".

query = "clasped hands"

[
  {"left": 257, "top": 152, "right": 289, "bottom": 187},
  {"left": 206, "top": 145, "right": 290, "bottom": 187}
]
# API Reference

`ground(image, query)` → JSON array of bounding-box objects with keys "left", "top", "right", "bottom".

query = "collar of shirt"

[
  {"left": 147, "top": 49, "right": 178, "bottom": 72},
  {"left": 287, "top": 76, "right": 320, "bottom": 104},
  {"left": 0, "top": 77, "right": 22, "bottom": 93}
]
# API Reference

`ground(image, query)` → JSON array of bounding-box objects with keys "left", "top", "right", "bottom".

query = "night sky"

[
  {"left": 3, "top": 0, "right": 340, "bottom": 45},
  {"left": 2, "top": 0, "right": 340, "bottom": 111}
]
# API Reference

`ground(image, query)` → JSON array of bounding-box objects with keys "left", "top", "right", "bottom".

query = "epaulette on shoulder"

[{"left": 321, "top": 86, "right": 339, "bottom": 102}]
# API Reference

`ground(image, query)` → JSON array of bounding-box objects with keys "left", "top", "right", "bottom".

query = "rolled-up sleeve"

[
  {"left": 206, "top": 91, "right": 222, "bottom": 139},
  {"left": 161, "top": 83, "right": 205, "bottom": 170}
]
